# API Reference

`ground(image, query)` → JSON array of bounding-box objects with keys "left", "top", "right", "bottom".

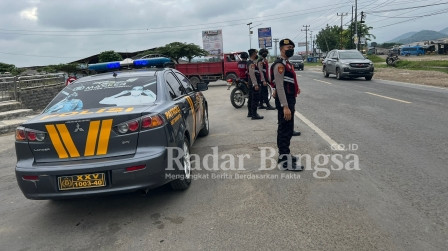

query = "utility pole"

[
  {"left": 247, "top": 22, "right": 253, "bottom": 49},
  {"left": 309, "top": 31, "right": 313, "bottom": 58},
  {"left": 301, "top": 25, "right": 310, "bottom": 58},
  {"left": 355, "top": 0, "right": 358, "bottom": 50},
  {"left": 351, "top": 6, "right": 354, "bottom": 48},
  {"left": 273, "top": 38, "right": 279, "bottom": 57},
  {"left": 337, "top": 13, "right": 348, "bottom": 49}
]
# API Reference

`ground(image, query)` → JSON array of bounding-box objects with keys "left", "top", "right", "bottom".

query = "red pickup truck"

[{"left": 175, "top": 52, "right": 242, "bottom": 86}]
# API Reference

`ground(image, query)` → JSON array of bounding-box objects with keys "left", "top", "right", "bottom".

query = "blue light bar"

[
  {"left": 88, "top": 62, "right": 121, "bottom": 71},
  {"left": 133, "top": 57, "right": 172, "bottom": 68}
]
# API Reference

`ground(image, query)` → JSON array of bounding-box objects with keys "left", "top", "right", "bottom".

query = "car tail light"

[
  {"left": 141, "top": 115, "right": 164, "bottom": 129},
  {"left": 115, "top": 115, "right": 164, "bottom": 134},
  {"left": 16, "top": 127, "right": 46, "bottom": 142},
  {"left": 16, "top": 127, "right": 26, "bottom": 141}
]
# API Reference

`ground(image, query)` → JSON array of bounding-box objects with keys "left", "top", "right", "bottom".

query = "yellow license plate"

[{"left": 58, "top": 173, "right": 106, "bottom": 191}]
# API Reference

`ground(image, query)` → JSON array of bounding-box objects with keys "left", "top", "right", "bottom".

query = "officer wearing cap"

[
  {"left": 257, "top": 49, "right": 275, "bottom": 110},
  {"left": 271, "top": 38, "right": 302, "bottom": 171},
  {"left": 247, "top": 49, "right": 263, "bottom": 120}
]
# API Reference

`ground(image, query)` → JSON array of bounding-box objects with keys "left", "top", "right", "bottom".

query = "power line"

[{"left": 365, "top": 2, "right": 448, "bottom": 13}]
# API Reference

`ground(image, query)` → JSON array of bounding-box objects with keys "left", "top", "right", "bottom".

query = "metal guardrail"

[{"left": 0, "top": 74, "right": 64, "bottom": 101}]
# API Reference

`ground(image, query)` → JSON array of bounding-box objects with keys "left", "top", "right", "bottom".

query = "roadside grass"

[
  {"left": 395, "top": 60, "right": 448, "bottom": 74},
  {"left": 367, "top": 55, "right": 384, "bottom": 63}
]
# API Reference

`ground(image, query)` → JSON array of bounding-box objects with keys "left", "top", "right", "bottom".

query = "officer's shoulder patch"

[{"left": 277, "top": 65, "right": 285, "bottom": 74}]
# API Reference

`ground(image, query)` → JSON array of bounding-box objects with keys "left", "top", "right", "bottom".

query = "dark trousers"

[
  {"left": 250, "top": 86, "right": 261, "bottom": 115},
  {"left": 259, "top": 85, "right": 270, "bottom": 106},
  {"left": 275, "top": 96, "right": 296, "bottom": 155},
  {"left": 247, "top": 85, "right": 253, "bottom": 115}
]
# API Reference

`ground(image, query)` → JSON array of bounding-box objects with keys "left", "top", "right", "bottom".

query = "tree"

[
  {"left": 316, "top": 25, "right": 341, "bottom": 52},
  {"left": 0, "top": 62, "right": 16, "bottom": 74},
  {"left": 54, "top": 63, "right": 79, "bottom": 76},
  {"left": 155, "top": 42, "right": 208, "bottom": 63},
  {"left": 371, "top": 42, "right": 378, "bottom": 48},
  {"left": 98, "top": 50, "right": 123, "bottom": 63},
  {"left": 183, "top": 43, "right": 208, "bottom": 62},
  {"left": 343, "top": 22, "right": 376, "bottom": 50}
]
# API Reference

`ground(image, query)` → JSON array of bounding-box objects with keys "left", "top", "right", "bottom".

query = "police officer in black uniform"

[
  {"left": 257, "top": 49, "right": 275, "bottom": 110},
  {"left": 237, "top": 52, "right": 252, "bottom": 118},
  {"left": 271, "top": 39, "right": 302, "bottom": 171},
  {"left": 247, "top": 49, "right": 263, "bottom": 120}
]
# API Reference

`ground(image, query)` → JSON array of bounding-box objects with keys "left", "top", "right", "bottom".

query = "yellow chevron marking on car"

[
  {"left": 84, "top": 120, "right": 101, "bottom": 157},
  {"left": 186, "top": 96, "right": 196, "bottom": 139},
  {"left": 96, "top": 119, "right": 113, "bottom": 155},
  {"left": 45, "top": 125, "right": 69, "bottom": 159},
  {"left": 46, "top": 119, "right": 113, "bottom": 159},
  {"left": 55, "top": 124, "right": 80, "bottom": 158}
]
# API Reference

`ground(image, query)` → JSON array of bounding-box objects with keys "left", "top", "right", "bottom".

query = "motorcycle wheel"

[
  {"left": 267, "top": 85, "right": 273, "bottom": 101},
  {"left": 230, "top": 87, "right": 246, "bottom": 108}
]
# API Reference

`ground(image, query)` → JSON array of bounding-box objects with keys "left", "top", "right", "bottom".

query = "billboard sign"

[
  {"left": 258, "top": 27, "right": 272, "bottom": 49},
  {"left": 202, "top": 30, "right": 223, "bottom": 55}
]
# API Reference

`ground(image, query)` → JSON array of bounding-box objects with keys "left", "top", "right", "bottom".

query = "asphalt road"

[{"left": 0, "top": 71, "right": 447, "bottom": 250}]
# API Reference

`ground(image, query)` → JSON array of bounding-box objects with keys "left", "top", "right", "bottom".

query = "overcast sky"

[{"left": 1, "top": 0, "right": 447, "bottom": 67}]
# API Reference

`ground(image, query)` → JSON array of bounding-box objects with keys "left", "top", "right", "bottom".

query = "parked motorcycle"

[
  {"left": 228, "top": 78, "right": 249, "bottom": 108},
  {"left": 228, "top": 78, "right": 273, "bottom": 109},
  {"left": 386, "top": 52, "right": 400, "bottom": 66}
]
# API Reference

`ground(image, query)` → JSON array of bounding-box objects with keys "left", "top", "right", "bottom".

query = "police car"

[{"left": 15, "top": 58, "right": 209, "bottom": 200}]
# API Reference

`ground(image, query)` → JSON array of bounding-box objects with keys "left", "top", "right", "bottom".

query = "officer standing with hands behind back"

[
  {"left": 271, "top": 38, "right": 303, "bottom": 171},
  {"left": 257, "top": 49, "right": 275, "bottom": 110},
  {"left": 247, "top": 49, "right": 263, "bottom": 120}
]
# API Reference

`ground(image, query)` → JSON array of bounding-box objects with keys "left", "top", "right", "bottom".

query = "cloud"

[{"left": 20, "top": 7, "right": 38, "bottom": 21}]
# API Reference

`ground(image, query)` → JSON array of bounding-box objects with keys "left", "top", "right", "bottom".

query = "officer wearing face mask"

[
  {"left": 247, "top": 49, "right": 263, "bottom": 120},
  {"left": 271, "top": 38, "right": 302, "bottom": 171},
  {"left": 257, "top": 48, "right": 275, "bottom": 110}
]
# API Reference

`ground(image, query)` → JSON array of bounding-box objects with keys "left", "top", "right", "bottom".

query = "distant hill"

[
  {"left": 440, "top": 27, "right": 448, "bottom": 35},
  {"left": 397, "top": 30, "right": 447, "bottom": 44},
  {"left": 388, "top": 32, "right": 417, "bottom": 43}
]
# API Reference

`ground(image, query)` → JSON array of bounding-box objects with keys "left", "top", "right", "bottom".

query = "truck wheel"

[
  {"left": 225, "top": 73, "right": 238, "bottom": 81},
  {"left": 189, "top": 76, "right": 200, "bottom": 89},
  {"left": 230, "top": 87, "right": 246, "bottom": 108}
]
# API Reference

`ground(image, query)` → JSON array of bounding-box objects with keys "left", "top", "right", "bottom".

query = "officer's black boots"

[
  {"left": 292, "top": 131, "right": 301, "bottom": 136},
  {"left": 251, "top": 114, "right": 264, "bottom": 120},
  {"left": 266, "top": 104, "right": 275, "bottom": 110},
  {"left": 278, "top": 155, "right": 303, "bottom": 171}
]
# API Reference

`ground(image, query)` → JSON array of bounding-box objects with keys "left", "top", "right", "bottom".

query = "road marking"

[
  {"left": 365, "top": 92, "right": 412, "bottom": 104},
  {"left": 296, "top": 74, "right": 301, "bottom": 77},
  {"left": 294, "top": 111, "right": 343, "bottom": 150},
  {"left": 313, "top": 79, "right": 332, "bottom": 85}
]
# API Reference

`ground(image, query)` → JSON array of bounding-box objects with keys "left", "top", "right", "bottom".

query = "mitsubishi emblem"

[{"left": 74, "top": 123, "right": 84, "bottom": 133}]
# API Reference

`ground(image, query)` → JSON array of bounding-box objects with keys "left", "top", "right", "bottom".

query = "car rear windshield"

[
  {"left": 339, "top": 51, "right": 365, "bottom": 59},
  {"left": 290, "top": 55, "right": 303, "bottom": 60},
  {"left": 43, "top": 76, "right": 157, "bottom": 114}
]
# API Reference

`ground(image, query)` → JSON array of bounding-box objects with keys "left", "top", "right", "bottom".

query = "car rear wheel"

[
  {"left": 170, "top": 137, "right": 192, "bottom": 191},
  {"left": 323, "top": 67, "right": 329, "bottom": 78},
  {"left": 198, "top": 107, "right": 209, "bottom": 137}
]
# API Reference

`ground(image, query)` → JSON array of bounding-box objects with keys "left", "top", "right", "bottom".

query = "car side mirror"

[{"left": 196, "top": 82, "right": 208, "bottom": 91}]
